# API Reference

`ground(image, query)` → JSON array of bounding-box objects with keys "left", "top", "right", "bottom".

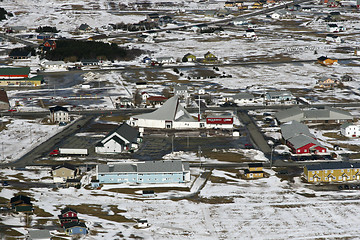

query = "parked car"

[
  {"left": 2, "top": 181, "right": 9, "bottom": 186},
  {"left": 59, "top": 122, "right": 67, "bottom": 126}
]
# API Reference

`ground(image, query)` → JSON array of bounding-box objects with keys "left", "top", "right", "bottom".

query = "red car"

[{"left": 8, "top": 109, "right": 17, "bottom": 112}]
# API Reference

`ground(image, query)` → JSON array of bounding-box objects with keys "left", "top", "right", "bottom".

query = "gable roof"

[
  {"left": 132, "top": 95, "right": 196, "bottom": 122},
  {"left": 10, "top": 195, "right": 31, "bottom": 205},
  {"left": 137, "top": 160, "right": 185, "bottom": 173},
  {"left": 61, "top": 207, "right": 78, "bottom": 215},
  {"left": 275, "top": 106, "right": 303, "bottom": 122},
  {"left": 52, "top": 163, "right": 76, "bottom": 171},
  {"left": 101, "top": 122, "right": 139, "bottom": 146},
  {"left": 63, "top": 221, "right": 87, "bottom": 229},
  {"left": 49, "top": 105, "right": 68, "bottom": 113},
  {"left": 275, "top": 107, "right": 352, "bottom": 122},
  {"left": 287, "top": 134, "right": 323, "bottom": 149},
  {"left": 281, "top": 120, "right": 312, "bottom": 140},
  {"left": 98, "top": 163, "right": 137, "bottom": 173}
]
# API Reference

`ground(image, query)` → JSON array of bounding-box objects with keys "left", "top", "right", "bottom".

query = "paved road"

[
  {"left": 237, "top": 110, "right": 272, "bottom": 154},
  {"left": 5, "top": 116, "right": 94, "bottom": 168},
  {"left": 0, "top": 33, "right": 38, "bottom": 48}
]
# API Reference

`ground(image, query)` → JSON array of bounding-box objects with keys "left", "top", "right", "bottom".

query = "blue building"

[
  {"left": 63, "top": 222, "right": 87, "bottom": 236},
  {"left": 97, "top": 160, "right": 190, "bottom": 184}
]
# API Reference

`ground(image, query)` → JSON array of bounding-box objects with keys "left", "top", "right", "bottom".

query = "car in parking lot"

[{"left": 2, "top": 181, "right": 9, "bottom": 186}]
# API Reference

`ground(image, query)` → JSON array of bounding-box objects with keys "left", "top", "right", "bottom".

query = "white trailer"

[{"left": 59, "top": 148, "right": 88, "bottom": 155}]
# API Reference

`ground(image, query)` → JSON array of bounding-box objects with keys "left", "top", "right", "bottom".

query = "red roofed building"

[{"left": 146, "top": 96, "right": 168, "bottom": 107}]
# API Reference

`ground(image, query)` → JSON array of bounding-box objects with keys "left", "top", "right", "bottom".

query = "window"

[
  {"left": 331, "top": 170, "right": 334, "bottom": 173},
  {"left": 312, "top": 171, "right": 315, "bottom": 174},
  {"left": 341, "top": 169, "right": 344, "bottom": 173},
  {"left": 325, "top": 177, "right": 328, "bottom": 180},
  {"left": 339, "top": 176, "right": 342, "bottom": 180},
  {"left": 316, "top": 171, "right": 319, "bottom": 174},
  {"left": 310, "top": 177, "right": 313, "bottom": 181},
  {"left": 347, "top": 169, "right": 350, "bottom": 172},
  {"left": 325, "top": 170, "right": 328, "bottom": 174}
]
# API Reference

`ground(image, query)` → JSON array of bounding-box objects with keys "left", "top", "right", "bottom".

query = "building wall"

[
  {"left": 96, "top": 139, "right": 123, "bottom": 154},
  {"left": 98, "top": 172, "right": 187, "bottom": 184},
  {"left": 305, "top": 167, "right": 360, "bottom": 183},
  {"left": 0, "top": 79, "right": 42, "bottom": 86},
  {"left": 66, "top": 227, "right": 87, "bottom": 235},
  {"left": 53, "top": 168, "right": 75, "bottom": 180},
  {"left": 341, "top": 125, "right": 360, "bottom": 137}
]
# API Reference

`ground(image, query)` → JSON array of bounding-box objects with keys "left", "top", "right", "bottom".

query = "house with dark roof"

[
  {"left": 304, "top": 162, "right": 360, "bottom": 183},
  {"left": 49, "top": 105, "right": 69, "bottom": 123},
  {"left": 95, "top": 122, "right": 142, "bottom": 154},
  {"left": 244, "top": 163, "right": 264, "bottom": 179},
  {"left": 78, "top": 23, "right": 92, "bottom": 32},
  {"left": 0, "top": 89, "right": 10, "bottom": 110},
  {"left": 96, "top": 160, "right": 191, "bottom": 184},
  {"left": 9, "top": 195, "right": 33, "bottom": 212},
  {"left": 58, "top": 207, "right": 79, "bottom": 227}
]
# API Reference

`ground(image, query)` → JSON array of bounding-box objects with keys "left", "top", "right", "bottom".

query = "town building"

[
  {"left": 63, "top": 222, "right": 87, "bottom": 236},
  {"left": 0, "top": 67, "right": 43, "bottom": 86},
  {"left": 265, "top": 91, "right": 296, "bottom": 105},
  {"left": 95, "top": 122, "right": 142, "bottom": 154},
  {"left": 9, "top": 195, "right": 33, "bottom": 212},
  {"left": 42, "top": 61, "right": 67, "bottom": 71},
  {"left": 244, "top": 163, "right": 264, "bottom": 179},
  {"left": 317, "top": 77, "right": 340, "bottom": 88},
  {"left": 96, "top": 160, "right": 190, "bottom": 184},
  {"left": 129, "top": 95, "right": 235, "bottom": 129},
  {"left": 52, "top": 164, "right": 78, "bottom": 183},
  {"left": 49, "top": 105, "right": 70, "bottom": 123},
  {"left": 304, "top": 162, "right": 360, "bottom": 183},
  {"left": 340, "top": 123, "right": 360, "bottom": 137},
  {"left": 317, "top": 56, "right": 338, "bottom": 65},
  {"left": 281, "top": 120, "right": 327, "bottom": 155},
  {"left": 275, "top": 106, "right": 353, "bottom": 123}
]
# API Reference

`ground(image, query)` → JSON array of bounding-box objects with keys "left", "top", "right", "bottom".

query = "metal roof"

[
  {"left": 275, "top": 107, "right": 303, "bottom": 122},
  {"left": 281, "top": 120, "right": 313, "bottom": 140},
  {"left": 287, "top": 134, "right": 322, "bottom": 149},
  {"left": 306, "top": 162, "right": 353, "bottom": 171},
  {"left": 133, "top": 95, "right": 196, "bottom": 122},
  {"left": 27, "top": 230, "right": 52, "bottom": 239},
  {"left": 233, "top": 92, "right": 254, "bottom": 100},
  {"left": 98, "top": 163, "right": 137, "bottom": 173},
  {"left": 137, "top": 160, "right": 185, "bottom": 173},
  {"left": 0, "top": 67, "right": 30, "bottom": 76}
]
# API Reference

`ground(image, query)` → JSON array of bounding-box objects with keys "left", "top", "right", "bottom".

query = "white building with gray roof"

[
  {"left": 96, "top": 160, "right": 190, "bottom": 184},
  {"left": 95, "top": 122, "right": 142, "bottom": 154}
]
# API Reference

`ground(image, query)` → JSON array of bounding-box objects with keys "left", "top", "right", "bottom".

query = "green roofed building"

[{"left": 0, "top": 67, "right": 30, "bottom": 78}]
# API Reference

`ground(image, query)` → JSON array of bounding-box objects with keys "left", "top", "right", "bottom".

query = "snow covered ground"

[
  {"left": 0, "top": 117, "right": 62, "bottom": 163},
  {"left": 2, "top": 167, "right": 360, "bottom": 239}
]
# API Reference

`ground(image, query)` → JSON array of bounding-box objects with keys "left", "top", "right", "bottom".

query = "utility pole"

[
  {"left": 171, "top": 135, "right": 174, "bottom": 154},
  {"left": 198, "top": 146, "right": 202, "bottom": 169}
]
